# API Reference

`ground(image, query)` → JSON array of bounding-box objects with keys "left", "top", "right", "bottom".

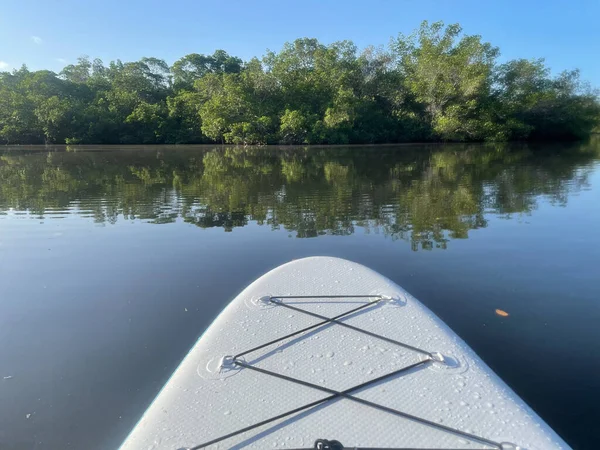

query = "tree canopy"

[{"left": 1, "top": 21, "right": 598, "bottom": 145}]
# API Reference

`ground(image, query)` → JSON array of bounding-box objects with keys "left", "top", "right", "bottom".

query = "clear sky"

[{"left": 1, "top": 0, "right": 599, "bottom": 85}]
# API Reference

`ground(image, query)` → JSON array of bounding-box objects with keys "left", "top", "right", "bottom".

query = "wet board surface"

[{"left": 121, "top": 257, "right": 570, "bottom": 450}]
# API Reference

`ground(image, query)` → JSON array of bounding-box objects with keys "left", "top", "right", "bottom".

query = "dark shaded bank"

[{"left": 1, "top": 21, "right": 599, "bottom": 146}]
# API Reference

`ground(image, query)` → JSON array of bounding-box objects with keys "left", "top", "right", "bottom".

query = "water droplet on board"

[
  {"left": 325, "top": 351, "right": 334, "bottom": 358},
  {"left": 224, "top": 410, "right": 231, "bottom": 415},
  {"left": 343, "top": 361, "right": 352, "bottom": 366}
]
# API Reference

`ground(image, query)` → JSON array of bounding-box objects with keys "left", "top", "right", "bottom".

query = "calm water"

[{"left": 1, "top": 142, "right": 599, "bottom": 450}]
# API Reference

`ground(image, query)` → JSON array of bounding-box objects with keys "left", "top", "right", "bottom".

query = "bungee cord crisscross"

[{"left": 185, "top": 295, "right": 511, "bottom": 450}]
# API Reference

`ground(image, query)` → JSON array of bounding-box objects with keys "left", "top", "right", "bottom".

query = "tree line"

[{"left": 1, "top": 21, "right": 599, "bottom": 146}]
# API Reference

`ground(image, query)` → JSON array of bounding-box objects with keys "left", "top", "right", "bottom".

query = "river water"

[{"left": 1, "top": 141, "right": 599, "bottom": 449}]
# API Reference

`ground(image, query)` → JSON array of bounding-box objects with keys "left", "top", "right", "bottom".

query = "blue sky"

[{"left": 1, "top": 0, "right": 599, "bottom": 85}]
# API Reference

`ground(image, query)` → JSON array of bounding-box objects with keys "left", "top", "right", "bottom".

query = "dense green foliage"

[
  {"left": 1, "top": 21, "right": 599, "bottom": 145},
  {"left": 1, "top": 140, "right": 597, "bottom": 249}
]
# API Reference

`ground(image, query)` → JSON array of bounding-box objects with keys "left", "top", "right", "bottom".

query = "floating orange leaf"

[{"left": 495, "top": 309, "right": 509, "bottom": 317}]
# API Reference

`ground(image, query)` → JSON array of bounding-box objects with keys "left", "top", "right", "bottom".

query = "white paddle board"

[{"left": 121, "top": 257, "right": 570, "bottom": 450}]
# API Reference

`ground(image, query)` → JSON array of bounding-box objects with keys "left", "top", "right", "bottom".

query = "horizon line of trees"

[{"left": 1, "top": 21, "right": 599, "bottom": 146}]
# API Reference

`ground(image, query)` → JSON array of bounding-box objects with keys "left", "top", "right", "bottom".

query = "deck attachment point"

[
  {"left": 423, "top": 352, "right": 465, "bottom": 373},
  {"left": 245, "top": 294, "right": 276, "bottom": 309},
  {"left": 314, "top": 439, "right": 344, "bottom": 450},
  {"left": 198, "top": 354, "right": 245, "bottom": 380},
  {"left": 500, "top": 443, "right": 521, "bottom": 450},
  {"left": 219, "top": 355, "right": 235, "bottom": 372},
  {"left": 376, "top": 293, "right": 407, "bottom": 307},
  {"left": 430, "top": 352, "right": 446, "bottom": 364}
]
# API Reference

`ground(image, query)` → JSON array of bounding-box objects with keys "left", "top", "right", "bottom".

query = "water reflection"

[{"left": 1, "top": 141, "right": 598, "bottom": 250}]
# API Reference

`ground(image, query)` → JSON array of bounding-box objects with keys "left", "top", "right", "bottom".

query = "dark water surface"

[{"left": 1, "top": 142, "right": 599, "bottom": 449}]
